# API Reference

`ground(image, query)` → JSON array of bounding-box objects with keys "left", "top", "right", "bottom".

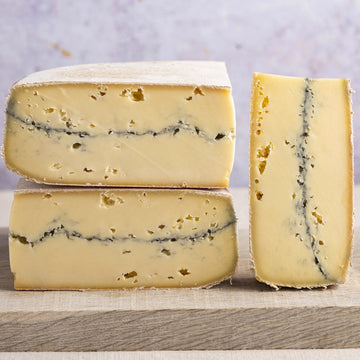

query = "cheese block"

[
  {"left": 9, "top": 179, "right": 238, "bottom": 289},
  {"left": 3, "top": 62, "right": 235, "bottom": 187},
  {"left": 249, "top": 72, "right": 353, "bottom": 288}
]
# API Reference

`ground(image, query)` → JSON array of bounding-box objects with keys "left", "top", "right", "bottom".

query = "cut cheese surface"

[
  {"left": 4, "top": 62, "right": 235, "bottom": 187},
  {"left": 9, "top": 179, "right": 238, "bottom": 289},
  {"left": 249, "top": 73, "right": 353, "bottom": 288}
]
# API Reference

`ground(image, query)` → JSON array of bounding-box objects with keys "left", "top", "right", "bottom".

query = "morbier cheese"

[
  {"left": 249, "top": 72, "right": 353, "bottom": 288},
  {"left": 4, "top": 62, "right": 235, "bottom": 187},
  {"left": 9, "top": 179, "right": 238, "bottom": 289}
]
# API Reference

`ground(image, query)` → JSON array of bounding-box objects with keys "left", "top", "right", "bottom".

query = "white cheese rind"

[
  {"left": 4, "top": 62, "right": 235, "bottom": 187},
  {"left": 14, "top": 61, "right": 231, "bottom": 88},
  {"left": 249, "top": 73, "right": 353, "bottom": 289},
  {"left": 9, "top": 181, "right": 238, "bottom": 289}
]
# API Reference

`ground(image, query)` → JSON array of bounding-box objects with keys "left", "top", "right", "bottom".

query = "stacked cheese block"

[{"left": 3, "top": 62, "right": 239, "bottom": 289}]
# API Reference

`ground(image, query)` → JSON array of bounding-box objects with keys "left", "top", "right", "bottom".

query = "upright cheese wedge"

[
  {"left": 4, "top": 62, "right": 235, "bottom": 187},
  {"left": 9, "top": 179, "right": 238, "bottom": 289},
  {"left": 249, "top": 73, "right": 353, "bottom": 288}
]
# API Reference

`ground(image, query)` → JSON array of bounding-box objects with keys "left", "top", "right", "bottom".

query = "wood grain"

[
  {"left": 0, "top": 188, "right": 359, "bottom": 351},
  {"left": 2, "top": 350, "right": 360, "bottom": 360}
]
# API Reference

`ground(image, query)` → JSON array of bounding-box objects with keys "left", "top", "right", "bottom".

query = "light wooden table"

[
  {"left": 0, "top": 188, "right": 359, "bottom": 357},
  {"left": 0, "top": 349, "right": 360, "bottom": 360}
]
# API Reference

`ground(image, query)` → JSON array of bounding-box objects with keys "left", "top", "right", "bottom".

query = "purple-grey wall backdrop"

[{"left": 0, "top": 0, "right": 359, "bottom": 188}]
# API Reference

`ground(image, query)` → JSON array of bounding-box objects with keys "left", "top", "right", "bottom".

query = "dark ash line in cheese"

[
  {"left": 295, "top": 79, "right": 327, "bottom": 278},
  {"left": 10, "top": 218, "right": 236, "bottom": 247},
  {"left": 6, "top": 108, "right": 231, "bottom": 142},
  {"left": 7, "top": 111, "right": 90, "bottom": 138}
]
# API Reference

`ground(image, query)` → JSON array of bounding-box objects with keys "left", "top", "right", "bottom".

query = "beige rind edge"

[{"left": 13, "top": 61, "right": 231, "bottom": 88}]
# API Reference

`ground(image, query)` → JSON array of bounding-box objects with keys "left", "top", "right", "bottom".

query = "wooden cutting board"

[{"left": 0, "top": 189, "right": 359, "bottom": 352}]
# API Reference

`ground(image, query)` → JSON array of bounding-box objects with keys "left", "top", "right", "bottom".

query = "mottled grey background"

[{"left": 0, "top": 0, "right": 359, "bottom": 189}]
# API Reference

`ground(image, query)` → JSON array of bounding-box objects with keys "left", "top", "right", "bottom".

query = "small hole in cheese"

[
  {"left": 50, "top": 163, "right": 62, "bottom": 170},
  {"left": 100, "top": 193, "right": 124, "bottom": 207},
  {"left": 44, "top": 107, "right": 55, "bottom": 114},
  {"left": 130, "top": 88, "right": 144, "bottom": 101},
  {"left": 102, "top": 195, "right": 115, "bottom": 206},
  {"left": 72, "top": 143, "right": 81, "bottom": 149},
  {"left": 257, "top": 143, "right": 272, "bottom": 158},
  {"left": 261, "top": 96, "right": 269, "bottom": 108},
  {"left": 312, "top": 211, "right": 324, "bottom": 225},
  {"left": 179, "top": 268, "right": 190, "bottom": 276},
  {"left": 124, "top": 271, "right": 137, "bottom": 279},
  {"left": 120, "top": 89, "right": 129, "bottom": 97},
  {"left": 295, "top": 233, "right": 303, "bottom": 241},
  {"left": 258, "top": 160, "right": 267, "bottom": 174},
  {"left": 161, "top": 248, "right": 171, "bottom": 256},
  {"left": 193, "top": 87, "right": 205, "bottom": 96},
  {"left": 256, "top": 191, "right": 263, "bottom": 200},
  {"left": 215, "top": 133, "right": 225, "bottom": 140}
]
